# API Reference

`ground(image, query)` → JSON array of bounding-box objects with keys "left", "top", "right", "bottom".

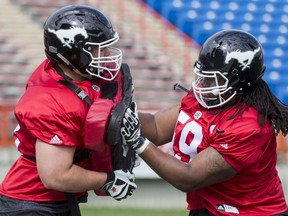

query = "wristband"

[{"left": 135, "top": 137, "right": 149, "bottom": 154}]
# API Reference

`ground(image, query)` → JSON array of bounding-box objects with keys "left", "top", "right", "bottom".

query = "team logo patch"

[
  {"left": 194, "top": 111, "right": 202, "bottom": 120},
  {"left": 225, "top": 47, "right": 261, "bottom": 71},
  {"left": 48, "top": 26, "right": 88, "bottom": 48},
  {"left": 92, "top": 84, "right": 100, "bottom": 92}
]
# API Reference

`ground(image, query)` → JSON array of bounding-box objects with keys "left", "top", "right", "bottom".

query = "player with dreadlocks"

[
  {"left": 244, "top": 80, "right": 288, "bottom": 135},
  {"left": 120, "top": 29, "right": 288, "bottom": 215}
]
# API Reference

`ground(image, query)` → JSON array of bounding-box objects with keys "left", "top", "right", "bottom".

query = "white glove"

[
  {"left": 121, "top": 102, "right": 148, "bottom": 154},
  {"left": 101, "top": 169, "right": 137, "bottom": 201}
]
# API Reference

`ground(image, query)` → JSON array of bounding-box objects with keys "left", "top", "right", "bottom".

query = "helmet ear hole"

[
  {"left": 74, "top": 39, "right": 85, "bottom": 49},
  {"left": 231, "top": 69, "right": 238, "bottom": 75}
]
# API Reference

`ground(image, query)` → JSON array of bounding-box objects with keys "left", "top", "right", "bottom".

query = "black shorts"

[
  {"left": 0, "top": 195, "right": 85, "bottom": 216},
  {"left": 189, "top": 209, "right": 214, "bottom": 216},
  {"left": 189, "top": 209, "right": 288, "bottom": 216}
]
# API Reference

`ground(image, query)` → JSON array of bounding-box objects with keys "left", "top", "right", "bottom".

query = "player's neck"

[{"left": 58, "top": 64, "right": 86, "bottom": 82}]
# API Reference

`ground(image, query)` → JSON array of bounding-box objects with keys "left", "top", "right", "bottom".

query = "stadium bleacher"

[
  {"left": 0, "top": 0, "right": 190, "bottom": 112},
  {"left": 0, "top": 0, "right": 286, "bottom": 134},
  {"left": 143, "top": 0, "right": 288, "bottom": 104}
]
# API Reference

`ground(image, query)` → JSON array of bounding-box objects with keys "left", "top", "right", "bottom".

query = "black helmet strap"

[{"left": 54, "top": 64, "right": 92, "bottom": 106}]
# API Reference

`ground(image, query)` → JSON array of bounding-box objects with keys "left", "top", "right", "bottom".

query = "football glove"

[
  {"left": 121, "top": 102, "right": 148, "bottom": 154},
  {"left": 101, "top": 169, "right": 137, "bottom": 201}
]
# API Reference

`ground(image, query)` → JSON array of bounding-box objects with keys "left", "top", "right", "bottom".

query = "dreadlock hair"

[{"left": 229, "top": 79, "right": 288, "bottom": 136}]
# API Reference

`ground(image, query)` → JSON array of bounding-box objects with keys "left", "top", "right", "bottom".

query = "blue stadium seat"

[
  {"left": 175, "top": 9, "right": 200, "bottom": 37},
  {"left": 189, "top": 22, "right": 219, "bottom": 45},
  {"left": 273, "top": 84, "right": 288, "bottom": 104},
  {"left": 161, "top": 1, "right": 192, "bottom": 25}
]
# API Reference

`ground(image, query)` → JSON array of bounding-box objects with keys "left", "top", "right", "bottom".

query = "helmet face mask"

[
  {"left": 192, "top": 29, "right": 266, "bottom": 109},
  {"left": 192, "top": 61, "right": 236, "bottom": 109},
  {"left": 83, "top": 33, "right": 122, "bottom": 80},
  {"left": 44, "top": 5, "right": 122, "bottom": 80}
]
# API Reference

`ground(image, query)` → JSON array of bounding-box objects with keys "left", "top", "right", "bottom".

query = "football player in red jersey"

[
  {"left": 0, "top": 5, "right": 137, "bottom": 216},
  {"left": 121, "top": 29, "right": 288, "bottom": 215}
]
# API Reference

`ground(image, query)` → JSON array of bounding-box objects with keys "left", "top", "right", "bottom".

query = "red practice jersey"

[
  {"left": 0, "top": 59, "right": 103, "bottom": 202},
  {"left": 172, "top": 93, "right": 288, "bottom": 215}
]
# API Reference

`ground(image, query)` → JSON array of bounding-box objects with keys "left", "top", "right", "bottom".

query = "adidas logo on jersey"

[
  {"left": 217, "top": 204, "right": 239, "bottom": 214},
  {"left": 49, "top": 135, "right": 63, "bottom": 144}
]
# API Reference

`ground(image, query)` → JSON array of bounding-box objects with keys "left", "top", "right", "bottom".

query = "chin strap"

[{"left": 54, "top": 64, "right": 92, "bottom": 106}]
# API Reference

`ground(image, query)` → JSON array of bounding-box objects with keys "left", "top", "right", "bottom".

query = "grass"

[{"left": 80, "top": 206, "right": 188, "bottom": 216}]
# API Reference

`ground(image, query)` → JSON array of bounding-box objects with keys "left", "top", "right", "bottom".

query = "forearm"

[
  {"left": 41, "top": 164, "right": 107, "bottom": 193},
  {"left": 42, "top": 164, "right": 137, "bottom": 201},
  {"left": 140, "top": 145, "right": 236, "bottom": 192},
  {"left": 140, "top": 143, "right": 196, "bottom": 192}
]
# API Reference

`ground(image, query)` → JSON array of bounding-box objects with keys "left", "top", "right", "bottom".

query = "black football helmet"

[
  {"left": 43, "top": 5, "right": 122, "bottom": 80},
  {"left": 192, "top": 29, "right": 266, "bottom": 109}
]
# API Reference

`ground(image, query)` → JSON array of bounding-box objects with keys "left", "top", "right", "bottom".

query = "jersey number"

[{"left": 174, "top": 111, "right": 203, "bottom": 162}]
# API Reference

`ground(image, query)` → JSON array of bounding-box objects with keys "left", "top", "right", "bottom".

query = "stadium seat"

[
  {"left": 161, "top": 1, "right": 192, "bottom": 25},
  {"left": 175, "top": 10, "right": 198, "bottom": 37}
]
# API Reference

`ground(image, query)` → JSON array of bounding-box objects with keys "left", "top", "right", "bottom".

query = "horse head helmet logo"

[
  {"left": 48, "top": 26, "right": 88, "bottom": 49},
  {"left": 225, "top": 47, "right": 261, "bottom": 71}
]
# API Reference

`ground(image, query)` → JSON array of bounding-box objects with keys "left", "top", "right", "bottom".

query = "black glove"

[
  {"left": 121, "top": 102, "right": 148, "bottom": 154},
  {"left": 101, "top": 169, "right": 137, "bottom": 201}
]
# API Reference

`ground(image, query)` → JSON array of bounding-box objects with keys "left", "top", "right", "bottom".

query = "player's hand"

[
  {"left": 101, "top": 169, "right": 137, "bottom": 201},
  {"left": 121, "top": 102, "right": 148, "bottom": 154}
]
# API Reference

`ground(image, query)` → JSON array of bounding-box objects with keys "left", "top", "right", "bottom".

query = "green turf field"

[{"left": 80, "top": 206, "right": 188, "bottom": 216}]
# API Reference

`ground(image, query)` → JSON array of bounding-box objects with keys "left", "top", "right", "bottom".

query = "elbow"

[
  {"left": 39, "top": 173, "right": 64, "bottom": 191},
  {"left": 173, "top": 182, "right": 196, "bottom": 193},
  {"left": 37, "top": 163, "right": 73, "bottom": 191},
  {"left": 41, "top": 177, "right": 59, "bottom": 190},
  {"left": 41, "top": 181, "right": 54, "bottom": 190},
  {"left": 170, "top": 173, "right": 200, "bottom": 192}
]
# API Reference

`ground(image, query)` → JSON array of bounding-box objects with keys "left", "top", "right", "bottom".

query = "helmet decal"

[
  {"left": 48, "top": 26, "right": 88, "bottom": 49},
  {"left": 225, "top": 47, "right": 261, "bottom": 71}
]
